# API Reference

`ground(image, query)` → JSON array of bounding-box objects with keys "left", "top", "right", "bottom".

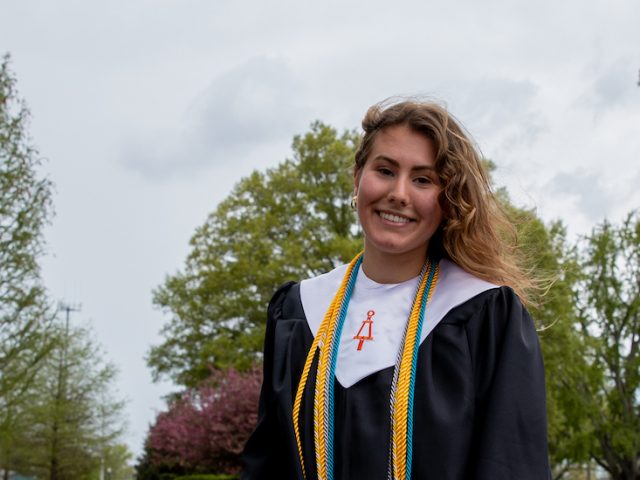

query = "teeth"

[{"left": 379, "top": 212, "right": 411, "bottom": 223}]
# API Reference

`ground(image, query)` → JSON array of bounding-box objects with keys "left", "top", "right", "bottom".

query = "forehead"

[{"left": 368, "top": 124, "right": 436, "bottom": 166}]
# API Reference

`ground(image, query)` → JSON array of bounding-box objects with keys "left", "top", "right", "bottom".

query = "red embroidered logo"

[{"left": 353, "top": 310, "right": 375, "bottom": 351}]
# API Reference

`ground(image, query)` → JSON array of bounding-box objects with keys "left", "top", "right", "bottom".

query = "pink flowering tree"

[{"left": 144, "top": 366, "right": 262, "bottom": 475}]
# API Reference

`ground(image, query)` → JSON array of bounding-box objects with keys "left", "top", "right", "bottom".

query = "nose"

[{"left": 387, "top": 177, "right": 409, "bottom": 206}]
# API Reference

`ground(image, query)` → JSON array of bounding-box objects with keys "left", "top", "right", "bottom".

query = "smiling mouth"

[{"left": 378, "top": 211, "right": 413, "bottom": 224}]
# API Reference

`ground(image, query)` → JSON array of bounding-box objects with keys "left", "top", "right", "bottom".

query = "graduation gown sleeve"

[
  {"left": 462, "top": 287, "right": 551, "bottom": 479},
  {"left": 240, "top": 282, "right": 307, "bottom": 480}
]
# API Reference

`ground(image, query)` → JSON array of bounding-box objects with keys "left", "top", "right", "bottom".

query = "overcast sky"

[{"left": 2, "top": 0, "right": 639, "bottom": 459}]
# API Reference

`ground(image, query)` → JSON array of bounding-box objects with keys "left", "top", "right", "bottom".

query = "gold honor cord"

[
  {"left": 391, "top": 262, "right": 439, "bottom": 480},
  {"left": 293, "top": 253, "right": 363, "bottom": 480},
  {"left": 293, "top": 253, "right": 439, "bottom": 480}
]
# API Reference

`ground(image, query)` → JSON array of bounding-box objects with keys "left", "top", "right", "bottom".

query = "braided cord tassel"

[
  {"left": 391, "top": 266, "right": 429, "bottom": 480},
  {"left": 391, "top": 260, "right": 439, "bottom": 480},
  {"left": 405, "top": 262, "right": 439, "bottom": 478},
  {"left": 387, "top": 264, "right": 428, "bottom": 480},
  {"left": 315, "top": 255, "right": 362, "bottom": 480},
  {"left": 292, "top": 253, "right": 363, "bottom": 480},
  {"left": 326, "top": 256, "right": 362, "bottom": 479},
  {"left": 293, "top": 304, "right": 333, "bottom": 480}
]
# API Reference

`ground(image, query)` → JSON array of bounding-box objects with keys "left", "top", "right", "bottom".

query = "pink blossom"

[{"left": 146, "top": 366, "right": 261, "bottom": 474}]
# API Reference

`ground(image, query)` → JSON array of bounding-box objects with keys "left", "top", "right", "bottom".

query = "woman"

[{"left": 242, "top": 99, "right": 551, "bottom": 479}]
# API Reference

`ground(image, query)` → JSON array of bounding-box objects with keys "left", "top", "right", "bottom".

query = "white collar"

[{"left": 299, "top": 259, "right": 498, "bottom": 388}]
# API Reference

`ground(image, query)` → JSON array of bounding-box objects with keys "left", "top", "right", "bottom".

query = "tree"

[
  {"left": 0, "top": 54, "right": 129, "bottom": 480},
  {"left": 138, "top": 367, "right": 261, "bottom": 478},
  {"left": 149, "top": 122, "right": 361, "bottom": 387},
  {"left": 0, "top": 53, "right": 55, "bottom": 478},
  {"left": 11, "top": 322, "right": 126, "bottom": 480},
  {"left": 88, "top": 443, "right": 135, "bottom": 480},
  {"left": 506, "top": 206, "right": 592, "bottom": 479},
  {"left": 570, "top": 212, "right": 640, "bottom": 479},
  {"left": 483, "top": 179, "right": 589, "bottom": 478}
]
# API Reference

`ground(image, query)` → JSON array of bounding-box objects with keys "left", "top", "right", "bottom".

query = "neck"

[{"left": 361, "top": 245, "right": 428, "bottom": 284}]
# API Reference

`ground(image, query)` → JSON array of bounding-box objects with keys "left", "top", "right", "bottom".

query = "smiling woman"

[{"left": 241, "top": 99, "right": 551, "bottom": 480}]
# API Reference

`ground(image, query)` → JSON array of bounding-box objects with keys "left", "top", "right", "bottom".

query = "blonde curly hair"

[{"left": 354, "top": 98, "right": 533, "bottom": 304}]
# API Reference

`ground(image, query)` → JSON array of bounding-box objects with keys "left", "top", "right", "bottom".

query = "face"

[{"left": 354, "top": 124, "right": 443, "bottom": 265}]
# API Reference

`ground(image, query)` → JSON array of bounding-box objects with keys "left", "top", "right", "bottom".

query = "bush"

[{"left": 142, "top": 367, "right": 261, "bottom": 475}]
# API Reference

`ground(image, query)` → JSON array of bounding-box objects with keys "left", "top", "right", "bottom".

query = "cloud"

[
  {"left": 441, "top": 76, "right": 548, "bottom": 160},
  {"left": 455, "top": 78, "right": 539, "bottom": 127},
  {"left": 545, "top": 170, "right": 615, "bottom": 223},
  {"left": 575, "top": 58, "right": 637, "bottom": 115},
  {"left": 121, "top": 56, "right": 311, "bottom": 179}
]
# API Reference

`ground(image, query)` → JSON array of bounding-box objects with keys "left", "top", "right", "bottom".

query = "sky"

[{"left": 2, "top": 0, "right": 639, "bottom": 459}]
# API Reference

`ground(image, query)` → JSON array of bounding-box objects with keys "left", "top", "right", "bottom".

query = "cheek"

[
  {"left": 356, "top": 172, "right": 383, "bottom": 201},
  {"left": 417, "top": 193, "right": 445, "bottom": 223}
]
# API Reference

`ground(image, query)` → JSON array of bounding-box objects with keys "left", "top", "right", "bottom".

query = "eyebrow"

[{"left": 372, "top": 155, "right": 436, "bottom": 172}]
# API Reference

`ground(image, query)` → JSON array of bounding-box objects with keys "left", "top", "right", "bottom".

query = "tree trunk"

[{"left": 49, "top": 418, "right": 59, "bottom": 480}]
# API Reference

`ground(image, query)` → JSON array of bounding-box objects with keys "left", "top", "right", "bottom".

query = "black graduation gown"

[{"left": 242, "top": 282, "right": 552, "bottom": 480}]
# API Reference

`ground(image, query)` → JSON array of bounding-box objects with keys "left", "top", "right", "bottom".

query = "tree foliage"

[
  {"left": 0, "top": 53, "right": 56, "bottom": 479},
  {"left": 138, "top": 367, "right": 261, "bottom": 478},
  {"left": 87, "top": 443, "right": 135, "bottom": 480},
  {"left": 149, "top": 122, "right": 361, "bottom": 387},
  {"left": 7, "top": 322, "right": 126, "bottom": 480},
  {"left": 569, "top": 212, "right": 640, "bottom": 480},
  {"left": 0, "top": 54, "right": 129, "bottom": 480},
  {"left": 514, "top": 211, "right": 593, "bottom": 479},
  {"left": 492, "top": 187, "right": 591, "bottom": 479}
]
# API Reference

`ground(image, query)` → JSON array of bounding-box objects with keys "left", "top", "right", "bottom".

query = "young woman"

[{"left": 242, "top": 99, "right": 551, "bottom": 480}]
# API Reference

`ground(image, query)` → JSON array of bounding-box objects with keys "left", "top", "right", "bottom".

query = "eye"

[
  {"left": 377, "top": 167, "right": 394, "bottom": 176},
  {"left": 414, "top": 176, "right": 433, "bottom": 185}
]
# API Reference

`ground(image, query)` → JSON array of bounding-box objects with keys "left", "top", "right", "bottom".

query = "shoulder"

[
  {"left": 266, "top": 263, "right": 350, "bottom": 336},
  {"left": 428, "top": 259, "right": 500, "bottom": 326},
  {"left": 263, "top": 282, "right": 309, "bottom": 356},
  {"left": 455, "top": 285, "right": 541, "bottom": 379},
  {"left": 298, "top": 263, "right": 349, "bottom": 336},
  {"left": 443, "top": 283, "right": 529, "bottom": 330},
  {"left": 299, "top": 263, "right": 348, "bottom": 301},
  {"left": 267, "top": 281, "right": 304, "bottom": 322},
  {"left": 433, "top": 263, "right": 540, "bottom": 357}
]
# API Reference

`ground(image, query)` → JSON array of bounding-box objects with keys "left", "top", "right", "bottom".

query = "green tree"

[
  {"left": 0, "top": 54, "right": 55, "bottom": 478},
  {"left": 0, "top": 54, "right": 129, "bottom": 480},
  {"left": 570, "top": 212, "right": 640, "bottom": 480},
  {"left": 13, "top": 322, "right": 126, "bottom": 480},
  {"left": 486, "top": 167, "right": 590, "bottom": 478},
  {"left": 149, "top": 122, "right": 361, "bottom": 387},
  {"left": 88, "top": 443, "right": 135, "bottom": 480},
  {"left": 505, "top": 204, "right": 592, "bottom": 478},
  {"left": 480, "top": 170, "right": 585, "bottom": 477}
]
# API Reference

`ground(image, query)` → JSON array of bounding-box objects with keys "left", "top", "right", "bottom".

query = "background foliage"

[
  {"left": 137, "top": 368, "right": 260, "bottom": 479},
  {"left": 0, "top": 55, "right": 131, "bottom": 480},
  {"left": 569, "top": 212, "right": 640, "bottom": 479},
  {"left": 148, "top": 122, "right": 361, "bottom": 387},
  {"left": 0, "top": 53, "right": 57, "bottom": 476}
]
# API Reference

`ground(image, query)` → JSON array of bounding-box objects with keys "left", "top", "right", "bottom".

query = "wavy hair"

[{"left": 354, "top": 98, "right": 534, "bottom": 304}]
